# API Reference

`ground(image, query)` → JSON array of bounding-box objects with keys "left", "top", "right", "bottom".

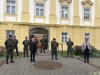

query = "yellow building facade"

[{"left": 0, "top": 0, "right": 100, "bottom": 51}]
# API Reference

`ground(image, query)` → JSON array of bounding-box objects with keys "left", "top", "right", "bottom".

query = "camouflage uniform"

[
  {"left": 13, "top": 39, "right": 19, "bottom": 55},
  {"left": 51, "top": 40, "right": 58, "bottom": 60},
  {"left": 67, "top": 40, "right": 74, "bottom": 58},
  {"left": 23, "top": 39, "right": 29, "bottom": 57},
  {"left": 5, "top": 38, "right": 14, "bottom": 64},
  {"left": 40, "top": 38, "right": 46, "bottom": 53}
]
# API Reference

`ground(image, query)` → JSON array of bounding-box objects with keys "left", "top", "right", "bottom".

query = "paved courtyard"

[{"left": 0, "top": 50, "right": 100, "bottom": 75}]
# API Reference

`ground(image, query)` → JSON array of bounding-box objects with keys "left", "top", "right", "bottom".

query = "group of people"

[
  {"left": 4, "top": 35, "right": 48, "bottom": 64},
  {"left": 4, "top": 34, "right": 91, "bottom": 64}
]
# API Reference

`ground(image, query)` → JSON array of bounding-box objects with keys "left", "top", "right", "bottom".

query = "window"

[
  {"left": 84, "top": 33, "right": 90, "bottom": 42},
  {"left": 6, "top": 0, "right": 16, "bottom": 14},
  {"left": 6, "top": 30, "right": 15, "bottom": 39},
  {"left": 84, "top": 8, "right": 90, "bottom": 20},
  {"left": 36, "top": 3, "right": 44, "bottom": 16},
  {"left": 61, "top": 6, "right": 68, "bottom": 18},
  {"left": 62, "top": 32, "right": 68, "bottom": 43}
]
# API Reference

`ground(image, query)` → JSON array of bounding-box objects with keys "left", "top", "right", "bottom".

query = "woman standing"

[{"left": 82, "top": 38, "right": 91, "bottom": 63}]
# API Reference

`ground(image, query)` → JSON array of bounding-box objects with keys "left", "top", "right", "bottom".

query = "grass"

[
  {"left": 58, "top": 50, "right": 100, "bottom": 58},
  {"left": 0, "top": 51, "right": 24, "bottom": 59}
]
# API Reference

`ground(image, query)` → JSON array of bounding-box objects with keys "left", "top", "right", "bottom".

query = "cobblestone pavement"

[{"left": 0, "top": 50, "right": 99, "bottom": 75}]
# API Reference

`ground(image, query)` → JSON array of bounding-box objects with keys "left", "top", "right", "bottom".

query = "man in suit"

[{"left": 29, "top": 37, "right": 36, "bottom": 62}]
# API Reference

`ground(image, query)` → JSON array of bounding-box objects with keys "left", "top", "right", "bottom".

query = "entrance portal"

[{"left": 29, "top": 27, "right": 48, "bottom": 49}]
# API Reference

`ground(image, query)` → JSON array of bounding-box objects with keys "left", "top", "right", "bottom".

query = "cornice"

[
  {"left": 81, "top": 0, "right": 93, "bottom": 6},
  {"left": 59, "top": 0, "right": 72, "bottom": 4}
]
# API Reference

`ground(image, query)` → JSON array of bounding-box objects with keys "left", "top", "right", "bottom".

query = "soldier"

[
  {"left": 45, "top": 37, "right": 48, "bottom": 50},
  {"left": 5, "top": 35, "right": 14, "bottom": 64},
  {"left": 22, "top": 37, "right": 29, "bottom": 57},
  {"left": 29, "top": 37, "right": 36, "bottom": 62},
  {"left": 13, "top": 36, "right": 19, "bottom": 56},
  {"left": 40, "top": 37, "right": 46, "bottom": 53},
  {"left": 34, "top": 36, "right": 39, "bottom": 54},
  {"left": 66, "top": 38, "right": 74, "bottom": 58},
  {"left": 51, "top": 38, "right": 58, "bottom": 60}
]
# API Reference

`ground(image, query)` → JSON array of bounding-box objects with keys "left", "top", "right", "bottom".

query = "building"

[{"left": 0, "top": 0, "right": 100, "bottom": 51}]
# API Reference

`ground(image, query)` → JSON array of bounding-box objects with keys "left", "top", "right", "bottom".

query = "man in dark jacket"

[
  {"left": 34, "top": 36, "right": 39, "bottom": 54},
  {"left": 29, "top": 37, "right": 36, "bottom": 62},
  {"left": 5, "top": 35, "right": 14, "bottom": 64},
  {"left": 22, "top": 37, "right": 29, "bottom": 57},
  {"left": 13, "top": 36, "right": 19, "bottom": 56},
  {"left": 51, "top": 38, "right": 58, "bottom": 60},
  {"left": 40, "top": 37, "right": 46, "bottom": 53}
]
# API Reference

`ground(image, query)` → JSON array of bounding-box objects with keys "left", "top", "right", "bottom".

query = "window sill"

[
  {"left": 83, "top": 19, "right": 91, "bottom": 21},
  {"left": 4, "top": 13, "right": 17, "bottom": 17},
  {"left": 60, "top": 18, "right": 69, "bottom": 20},
  {"left": 34, "top": 16, "right": 45, "bottom": 19}
]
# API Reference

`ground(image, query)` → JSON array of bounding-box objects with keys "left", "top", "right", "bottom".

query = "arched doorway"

[{"left": 29, "top": 27, "right": 49, "bottom": 49}]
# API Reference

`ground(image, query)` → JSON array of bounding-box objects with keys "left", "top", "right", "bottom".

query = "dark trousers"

[
  {"left": 6, "top": 48, "right": 14, "bottom": 62},
  {"left": 67, "top": 47, "right": 73, "bottom": 57},
  {"left": 52, "top": 50, "right": 57, "bottom": 59},
  {"left": 84, "top": 49, "right": 89, "bottom": 61},
  {"left": 14, "top": 46, "right": 19, "bottom": 55},
  {"left": 23, "top": 47, "right": 28, "bottom": 57},
  {"left": 40, "top": 45, "right": 45, "bottom": 53},
  {"left": 30, "top": 51, "right": 35, "bottom": 62}
]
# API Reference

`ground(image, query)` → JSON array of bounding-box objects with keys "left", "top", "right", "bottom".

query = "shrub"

[
  {"left": 73, "top": 46, "right": 83, "bottom": 55},
  {"left": 0, "top": 46, "right": 6, "bottom": 56},
  {"left": 73, "top": 45, "right": 97, "bottom": 55}
]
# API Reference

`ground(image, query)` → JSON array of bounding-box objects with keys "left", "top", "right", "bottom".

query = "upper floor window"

[
  {"left": 6, "top": 0, "right": 16, "bottom": 14},
  {"left": 61, "top": 6, "right": 68, "bottom": 18},
  {"left": 36, "top": 3, "right": 44, "bottom": 16},
  {"left": 84, "top": 8, "right": 90, "bottom": 20},
  {"left": 62, "top": 32, "right": 68, "bottom": 43}
]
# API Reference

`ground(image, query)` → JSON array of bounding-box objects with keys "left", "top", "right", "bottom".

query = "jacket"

[
  {"left": 82, "top": 42, "right": 91, "bottom": 52},
  {"left": 29, "top": 41, "right": 36, "bottom": 51}
]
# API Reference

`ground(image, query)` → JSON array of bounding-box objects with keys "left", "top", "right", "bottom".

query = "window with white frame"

[
  {"left": 84, "top": 8, "right": 90, "bottom": 20},
  {"left": 62, "top": 32, "right": 68, "bottom": 43},
  {"left": 84, "top": 33, "right": 90, "bottom": 42},
  {"left": 61, "top": 6, "right": 68, "bottom": 18},
  {"left": 36, "top": 3, "right": 44, "bottom": 16},
  {"left": 6, "top": 0, "right": 16, "bottom": 14},
  {"left": 6, "top": 30, "right": 15, "bottom": 39}
]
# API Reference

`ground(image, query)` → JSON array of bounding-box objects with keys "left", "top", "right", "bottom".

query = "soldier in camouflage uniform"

[
  {"left": 66, "top": 38, "right": 74, "bottom": 58},
  {"left": 22, "top": 37, "right": 29, "bottom": 57},
  {"left": 40, "top": 37, "right": 46, "bottom": 53},
  {"left": 13, "top": 36, "right": 19, "bottom": 56},
  {"left": 51, "top": 38, "right": 58, "bottom": 60},
  {"left": 5, "top": 35, "right": 14, "bottom": 64},
  {"left": 34, "top": 36, "right": 39, "bottom": 54}
]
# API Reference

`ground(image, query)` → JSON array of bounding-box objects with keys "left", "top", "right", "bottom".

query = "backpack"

[
  {"left": 52, "top": 42, "right": 58, "bottom": 49},
  {"left": 24, "top": 40, "right": 29, "bottom": 47}
]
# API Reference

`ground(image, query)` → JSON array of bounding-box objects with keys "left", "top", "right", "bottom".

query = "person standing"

[
  {"left": 34, "top": 36, "right": 39, "bottom": 54},
  {"left": 22, "top": 37, "right": 29, "bottom": 57},
  {"left": 82, "top": 38, "right": 91, "bottom": 63},
  {"left": 5, "top": 35, "right": 14, "bottom": 64},
  {"left": 13, "top": 36, "right": 19, "bottom": 56},
  {"left": 51, "top": 38, "right": 58, "bottom": 60},
  {"left": 40, "top": 37, "right": 46, "bottom": 53},
  {"left": 29, "top": 37, "right": 36, "bottom": 62},
  {"left": 66, "top": 38, "right": 74, "bottom": 58}
]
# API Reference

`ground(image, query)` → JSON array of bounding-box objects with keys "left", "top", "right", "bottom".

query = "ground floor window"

[
  {"left": 62, "top": 32, "right": 68, "bottom": 43},
  {"left": 84, "top": 33, "right": 90, "bottom": 42},
  {"left": 6, "top": 30, "right": 15, "bottom": 39}
]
